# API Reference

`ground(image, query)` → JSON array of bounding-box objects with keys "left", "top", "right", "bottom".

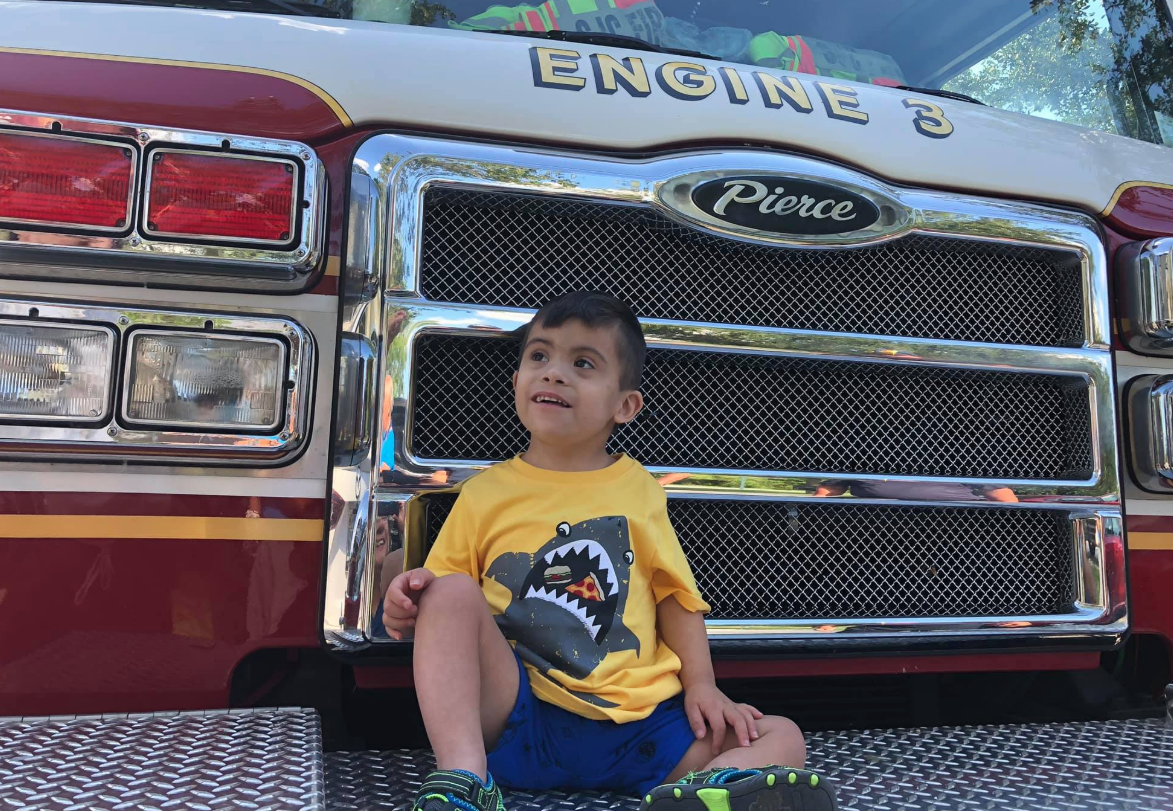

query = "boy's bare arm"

[{"left": 658, "top": 595, "right": 762, "bottom": 753}]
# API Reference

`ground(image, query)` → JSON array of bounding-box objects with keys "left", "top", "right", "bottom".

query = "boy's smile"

[
  {"left": 513, "top": 319, "right": 643, "bottom": 471},
  {"left": 532, "top": 391, "right": 572, "bottom": 409}
]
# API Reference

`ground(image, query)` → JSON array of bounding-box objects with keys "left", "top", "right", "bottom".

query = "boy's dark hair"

[{"left": 522, "top": 291, "right": 646, "bottom": 389}]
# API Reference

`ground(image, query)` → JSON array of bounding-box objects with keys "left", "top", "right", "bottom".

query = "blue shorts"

[{"left": 487, "top": 652, "right": 695, "bottom": 796}]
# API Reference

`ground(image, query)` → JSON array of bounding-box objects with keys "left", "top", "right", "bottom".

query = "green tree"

[
  {"left": 944, "top": 0, "right": 1173, "bottom": 144},
  {"left": 411, "top": 1, "right": 455, "bottom": 25}
]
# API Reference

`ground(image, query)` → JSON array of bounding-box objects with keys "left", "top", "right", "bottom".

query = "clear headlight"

[
  {"left": 0, "top": 320, "right": 114, "bottom": 422},
  {"left": 123, "top": 331, "right": 286, "bottom": 431}
]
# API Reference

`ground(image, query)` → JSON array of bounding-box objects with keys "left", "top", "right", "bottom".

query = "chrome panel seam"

[{"left": 0, "top": 296, "right": 313, "bottom": 463}]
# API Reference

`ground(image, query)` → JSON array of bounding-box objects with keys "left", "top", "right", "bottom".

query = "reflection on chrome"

[{"left": 324, "top": 134, "right": 1122, "bottom": 652}]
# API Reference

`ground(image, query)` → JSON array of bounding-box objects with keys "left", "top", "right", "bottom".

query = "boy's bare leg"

[
  {"left": 665, "top": 716, "right": 807, "bottom": 782},
  {"left": 414, "top": 573, "right": 520, "bottom": 781}
]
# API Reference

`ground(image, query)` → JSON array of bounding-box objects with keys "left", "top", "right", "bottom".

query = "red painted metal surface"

[
  {"left": 0, "top": 491, "right": 325, "bottom": 519},
  {"left": 0, "top": 52, "right": 352, "bottom": 713},
  {"left": 305, "top": 131, "right": 369, "bottom": 296},
  {"left": 1105, "top": 185, "right": 1173, "bottom": 239},
  {"left": 1124, "top": 514, "right": 1173, "bottom": 662},
  {"left": 1129, "top": 549, "right": 1173, "bottom": 653},
  {"left": 0, "top": 50, "right": 347, "bottom": 143},
  {"left": 0, "top": 494, "right": 325, "bottom": 716},
  {"left": 1124, "top": 514, "right": 1173, "bottom": 533}
]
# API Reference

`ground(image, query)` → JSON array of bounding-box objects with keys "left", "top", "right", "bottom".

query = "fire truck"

[{"left": 2, "top": 0, "right": 1173, "bottom": 808}]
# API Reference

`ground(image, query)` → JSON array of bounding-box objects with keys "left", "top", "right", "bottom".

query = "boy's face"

[{"left": 513, "top": 319, "right": 643, "bottom": 451}]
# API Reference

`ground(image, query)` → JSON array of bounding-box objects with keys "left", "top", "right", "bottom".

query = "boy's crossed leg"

[
  {"left": 394, "top": 570, "right": 833, "bottom": 811},
  {"left": 413, "top": 573, "right": 519, "bottom": 781},
  {"left": 667, "top": 715, "right": 806, "bottom": 781},
  {"left": 654, "top": 714, "right": 832, "bottom": 811}
]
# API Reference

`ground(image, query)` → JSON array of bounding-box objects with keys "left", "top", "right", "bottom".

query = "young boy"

[{"left": 383, "top": 292, "right": 836, "bottom": 811}]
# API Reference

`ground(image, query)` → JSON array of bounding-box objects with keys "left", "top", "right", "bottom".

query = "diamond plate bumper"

[
  {"left": 324, "top": 720, "right": 1173, "bottom": 811},
  {"left": 4, "top": 708, "right": 1171, "bottom": 810},
  {"left": 0, "top": 707, "right": 324, "bottom": 810}
]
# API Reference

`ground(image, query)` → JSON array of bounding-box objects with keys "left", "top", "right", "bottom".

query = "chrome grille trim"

[
  {"left": 381, "top": 140, "right": 1110, "bottom": 349},
  {"left": 420, "top": 493, "right": 1081, "bottom": 621},
  {"left": 412, "top": 332, "right": 1095, "bottom": 482},
  {"left": 408, "top": 493, "right": 1122, "bottom": 639},
  {"left": 419, "top": 187, "right": 1087, "bottom": 348},
  {"left": 383, "top": 302, "right": 1116, "bottom": 500},
  {"left": 323, "top": 135, "right": 1123, "bottom": 652}
]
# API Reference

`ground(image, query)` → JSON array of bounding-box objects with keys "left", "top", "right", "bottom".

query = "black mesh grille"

[
  {"left": 422, "top": 495, "right": 1077, "bottom": 619},
  {"left": 418, "top": 187, "right": 1086, "bottom": 348},
  {"left": 410, "top": 334, "right": 1094, "bottom": 481}
]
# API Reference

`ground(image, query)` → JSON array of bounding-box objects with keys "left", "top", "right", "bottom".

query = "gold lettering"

[
  {"left": 531, "top": 46, "right": 586, "bottom": 90},
  {"left": 591, "top": 53, "right": 651, "bottom": 97},
  {"left": 719, "top": 66, "right": 750, "bottom": 104},
  {"left": 816, "top": 82, "right": 869, "bottom": 124},
  {"left": 753, "top": 73, "right": 813, "bottom": 113},
  {"left": 656, "top": 62, "right": 717, "bottom": 100},
  {"left": 903, "top": 98, "right": 954, "bottom": 138}
]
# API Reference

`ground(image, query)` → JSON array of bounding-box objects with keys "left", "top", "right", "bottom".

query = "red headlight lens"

[
  {"left": 146, "top": 151, "right": 297, "bottom": 243},
  {"left": 0, "top": 131, "right": 134, "bottom": 230}
]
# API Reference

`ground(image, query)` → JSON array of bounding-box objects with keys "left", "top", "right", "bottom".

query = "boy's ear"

[
  {"left": 613, "top": 390, "right": 644, "bottom": 425},
  {"left": 512, "top": 370, "right": 518, "bottom": 390}
]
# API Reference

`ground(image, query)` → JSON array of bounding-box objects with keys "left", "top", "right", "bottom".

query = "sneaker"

[
  {"left": 641, "top": 766, "right": 836, "bottom": 811},
  {"left": 413, "top": 769, "right": 506, "bottom": 811}
]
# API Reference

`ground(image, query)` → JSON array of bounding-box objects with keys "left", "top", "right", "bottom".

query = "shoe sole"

[{"left": 642, "top": 768, "right": 837, "bottom": 811}]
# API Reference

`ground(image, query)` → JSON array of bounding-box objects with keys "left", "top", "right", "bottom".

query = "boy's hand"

[
  {"left": 381, "top": 567, "right": 436, "bottom": 641},
  {"left": 684, "top": 682, "right": 763, "bottom": 754}
]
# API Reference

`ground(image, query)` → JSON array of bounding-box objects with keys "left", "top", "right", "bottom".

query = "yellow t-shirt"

[{"left": 424, "top": 454, "right": 709, "bottom": 723}]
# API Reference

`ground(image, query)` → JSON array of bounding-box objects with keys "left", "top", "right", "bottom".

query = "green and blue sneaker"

[
  {"left": 642, "top": 766, "right": 836, "bottom": 811},
  {"left": 413, "top": 769, "right": 506, "bottom": 811}
]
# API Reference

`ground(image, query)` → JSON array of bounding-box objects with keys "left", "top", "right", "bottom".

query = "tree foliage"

[
  {"left": 944, "top": 0, "right": 1173, "bottom": 144},
  {"left": 411, "top": 1, "right": 455, "bottom": 25}
]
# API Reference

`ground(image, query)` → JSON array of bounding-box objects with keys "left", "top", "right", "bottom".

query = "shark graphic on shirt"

[{"left": 486, "top": 516, "right": 640, "bottom": 707}]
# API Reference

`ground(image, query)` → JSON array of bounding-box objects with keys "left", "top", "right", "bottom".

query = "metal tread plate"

[
  {"left": 324, "top": 720, "right": 1173, "bottom": 811},
  {"left": 0, "top": 707, "right": 324, "bottom": 810}
]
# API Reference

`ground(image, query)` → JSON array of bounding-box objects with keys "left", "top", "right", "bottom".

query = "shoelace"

[{"left": 708, "top": 768, "right": 763, "bottom": 785}]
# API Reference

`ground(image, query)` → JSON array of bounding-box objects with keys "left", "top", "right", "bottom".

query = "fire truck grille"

[
  {"left": 417, "top": 187, "right": 1087, "bottom": 348},
  {"left": 421, "top": 495, "right": 1077, "bottom": 619},
  {"left": 410, "top": 334, "right": 1094, "bottom": 481}
]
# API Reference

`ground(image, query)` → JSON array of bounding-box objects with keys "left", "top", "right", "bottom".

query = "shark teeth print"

[
  {"left": 524, "top": 585, "right": 603, "bottom": 640},
  {"left": 542, "top": 539, "right": 620, "bottom": 597}
]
